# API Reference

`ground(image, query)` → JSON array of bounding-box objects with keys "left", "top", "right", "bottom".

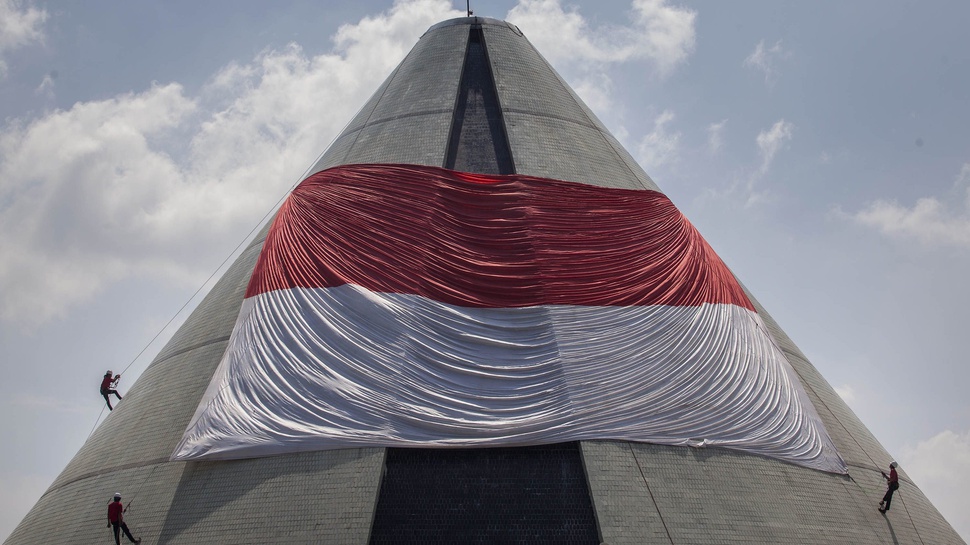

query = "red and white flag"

[{"left": 173, "top": 164, "right": 846, "bottom": 473}]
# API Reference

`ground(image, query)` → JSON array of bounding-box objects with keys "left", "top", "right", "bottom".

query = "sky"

[{"left": 1, "top": 0, "right": 968, "bottom": 541}]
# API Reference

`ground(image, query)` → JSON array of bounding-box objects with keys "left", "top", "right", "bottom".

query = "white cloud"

[
  {"left": 819, "top": 148, "right": 850, "bottom": 165},
  {"left": 0, "top": 0, "right": 697, "bottom": 328},
  {"left": 743, "top": 39, "right": 789, "bottom": 87},
  {"left": 853, "top": 198, "right": 970, "bottom": 248},
  {"left": 756, "top": 119, "right": 794, "bottom": 175},
  {"left": 852, "top": 163, "right": 970, "bottom": 249},
  {"left": 0, "top": 0, "right": 462, "bottom": 327},
  {"left": 958, "top": 163, "right": 970, "bottom": 199},
  {"left": 505, "top": 0, "right": 695, "bottom": 169},
  {"left": 0, "top": 83, "right": 198, "bottom": 326},
  {"left": 702, "top": 119, "right": 793, "bottom": 208},
  {"left": 0, "top": 0, "right": 47, "bottom": 77},
  {"left": 707, "top": 118, "right": 727, "bottom": 153},
  {"left": 900, "top": 429, "right": 970, "bottom": 541},
  {"left": 508, "top": 0, "right": 695, "bottom": 74},
  {"left": 571, "top": 75, "right": 616, "bottom": 117},
  {"left": 33, "top": 72, "right": 53, "bottom": 98},
  {"left": 741, "top": 119, "right": 794, "bottom": 206},
  {"left": 834, "top": 384, "right": 855, "bottom": 403},
  {"left": 637, "top": 109, "right": 680, "bottom": 171}
]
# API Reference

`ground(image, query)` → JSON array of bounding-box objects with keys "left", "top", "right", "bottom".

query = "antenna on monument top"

[{"left": 466, "top": 0, "right": 473, "bottom": 17}]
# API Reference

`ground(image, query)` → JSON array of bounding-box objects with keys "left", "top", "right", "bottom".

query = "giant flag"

[{"left": 173, "top": 163, "right": 846, "bottom": 474}]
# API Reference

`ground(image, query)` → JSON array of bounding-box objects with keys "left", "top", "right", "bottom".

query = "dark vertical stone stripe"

[
  {"left": 370, "top": 25, "right": 598, "bottom": 544},
  {"left": 444, "top": 26, "right": 515, "bottom": 174},
  {"left": 369, "top": 444, "right": 600, "bottom": 545}
]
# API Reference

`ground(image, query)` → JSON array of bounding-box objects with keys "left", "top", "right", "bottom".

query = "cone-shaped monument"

[{"left": 7, "top": 17, "right": 964, "bottom": 545}]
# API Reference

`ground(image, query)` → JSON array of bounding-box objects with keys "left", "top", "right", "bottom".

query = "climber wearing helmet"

[
  {"left": 878, "top": 461, "right": 899, "bottom": 513},
  {"left": 107, "top": 492, "right": 141, "bottom": 544},
  {"left": 100, "top": 371, "right": 123, "bottom": 411}
]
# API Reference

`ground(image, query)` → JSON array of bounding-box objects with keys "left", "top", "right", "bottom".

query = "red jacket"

[
  {"left": 107, "top": 501, "right": 123, "bottom": 523},
  {"left": 888, "top": 467, "right": 898, "bottom": 484},
  {"left": 101, "top": 375, "right": 114, "bottom": 392}
]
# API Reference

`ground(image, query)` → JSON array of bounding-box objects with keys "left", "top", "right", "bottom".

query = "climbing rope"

[
  {"left": 895, "top": 489, "right": 927, "bottom": 545},
  {"left": 627, "top": 443, "right": 675, "bottom": 545},
  {"left": 122, "top": 463, "right": 160, "bottom": 517},
  {"left": 86, "top": 405, "right": 107, "bottom": 439},
  {"left": 82, "top": 100, "right": 364, "bottom": 440},
  {"left": 751, "top": 318, "right": 884, "bottom": 468},
  {"left": 846, "top": 467, "right": 926, "bottom": 544},
  {"left": 751, "top": 305, "right": 928, "bottom": 541}
]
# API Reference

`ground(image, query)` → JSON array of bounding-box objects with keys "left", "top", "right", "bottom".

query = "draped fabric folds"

[{"left": 172, "top": 164, "right": 847, "bottom": 473}]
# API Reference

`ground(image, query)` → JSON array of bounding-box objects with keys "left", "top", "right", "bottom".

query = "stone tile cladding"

[
  {"left": 478, "top": 16, "right": 963, "bottom": 545},
  {"left": 584, "top": 440, "right": 963, "bottom": 544},
  {"left": 6, "top": 210, "right": 384, "bottom": 544},
  {"left": 370, "top": 444, "right": 599, "bottom": 544},
  {"left": 310, "top": 23, "right": 468, "bottom": 174},
  {"left": 445, "top": 28, "right": 515, "bottom": 175},
  {"left": 482, "top": 23, "right": 658, "bottom": 192},
  {"left": 6, "top": 17, "right": 965, "bottom": 545}
]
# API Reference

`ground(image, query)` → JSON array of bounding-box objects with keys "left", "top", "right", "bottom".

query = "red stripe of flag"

[{"left": 247, "top": 164, "right": 754, "bottom": 311}]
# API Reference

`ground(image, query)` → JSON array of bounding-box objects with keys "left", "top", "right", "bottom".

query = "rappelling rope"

[
  {"left": 110, "top": 102, "right": 364, "bottom": 381},
  {"left": 84, "top": 185, "right": 292, "bottom": 438},
  {"left": 120, "top": 463, "right": 161, "bottom": 522},
  {"left": 85, "top": 190, "right": 290, "bottom": 439},
  {"left": 749, "top": 313, "right": 901, "bottom": 501},
  {"left": 895, "top": 490, "right": 926, "bottom": 545},
  {"left": 86, "top": 405, "right": 107, "bottom": 439},
  {"left": 84, "top": 99, "right": 365, "bottom": 442},
  {"left": 750, "top": 316, "right": 884, "bottom": 469},
  {"left": 847, "top": 475, "right": 926, "bottom": 545},
  {"left": 627, "top": 443, "right": 675, "bottom": 545},
  {"left": 750, "top": 309, "right": 929, "bottom": 539},
  {"left": 98, "top": 462, "right": 158, "bottom": 539}
]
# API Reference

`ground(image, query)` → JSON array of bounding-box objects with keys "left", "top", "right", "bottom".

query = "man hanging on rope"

[
  {"left": 100, "top": 370, "right": 123, "bottom": 410},
  {"left": 878, "top": 461, "right": 899, "bottom": 513},
  {"left": 107, "top": 493, "right": 141, "bottom": 544}
]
